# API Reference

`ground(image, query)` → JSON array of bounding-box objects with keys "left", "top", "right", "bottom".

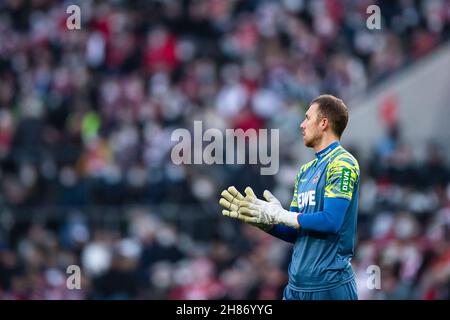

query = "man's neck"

[{"left": 313, "top": 136, "right": 340, "bottom": 154}]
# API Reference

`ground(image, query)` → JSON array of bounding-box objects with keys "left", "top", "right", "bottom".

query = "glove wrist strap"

[{"left": 278, "top": 210, "right": 300, "bottom": 229}]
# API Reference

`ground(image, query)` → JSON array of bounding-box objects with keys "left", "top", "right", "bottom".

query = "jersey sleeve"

[{"left": 325, "top": 153, "right": 359, "bottom": 201}]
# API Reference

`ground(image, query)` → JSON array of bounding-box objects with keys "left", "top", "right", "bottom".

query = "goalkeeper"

[{"left": 219, "top": 95, "right": 360, "bottom": 300}]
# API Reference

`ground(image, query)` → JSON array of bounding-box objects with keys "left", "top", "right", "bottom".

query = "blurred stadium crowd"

[{"left": 0, "top": 0, "right": 450, "bottom": 299}]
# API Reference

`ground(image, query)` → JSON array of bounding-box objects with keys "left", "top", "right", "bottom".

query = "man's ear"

[{"left": 321, "top": 117, "right": 329, "bottom": 130}]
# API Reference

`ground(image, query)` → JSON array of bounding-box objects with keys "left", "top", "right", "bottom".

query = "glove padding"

[
  {"left": 219, "top": 186, "right": 273, "bottom": 231},
  {"left": 241, "top": 189, "right": 299, "bottom": 228}
]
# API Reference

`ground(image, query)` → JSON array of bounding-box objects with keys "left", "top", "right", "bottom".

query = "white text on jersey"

[{"left": 298, "top": 190, "right": 316, "bottom": 209}]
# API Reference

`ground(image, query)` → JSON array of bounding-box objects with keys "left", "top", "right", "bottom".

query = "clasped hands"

[{"left": 219, "top": 186, "right": 299, "bottom": 229}]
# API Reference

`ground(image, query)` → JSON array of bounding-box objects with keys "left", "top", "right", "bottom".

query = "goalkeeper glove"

[
  {"left": 219, "top": 186, "right": 273, "bottom": 231},
  {"left": 237, "top": 189, "right": 299, "bottom": 229}
]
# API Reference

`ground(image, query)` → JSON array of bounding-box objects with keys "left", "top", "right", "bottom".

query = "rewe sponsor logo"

[{"left": 298, "top": 190, "right": 316, "bottom": 209}]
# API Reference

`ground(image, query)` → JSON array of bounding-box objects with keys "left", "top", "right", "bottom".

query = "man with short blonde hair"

[{"left": 220, "top": 94, "right": 360, "bottom": 300}]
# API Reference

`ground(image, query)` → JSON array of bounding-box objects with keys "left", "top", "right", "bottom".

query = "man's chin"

[{"left": 303, "top": 138, "right": 313, "bottom": 148}]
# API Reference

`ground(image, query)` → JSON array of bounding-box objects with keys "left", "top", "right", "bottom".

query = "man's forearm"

[
  {"left": 297, "top": 197, "right": 350, "bottom": 233},
  {"left": 267, "top": 224, "right": 298, "bottom": 243}
]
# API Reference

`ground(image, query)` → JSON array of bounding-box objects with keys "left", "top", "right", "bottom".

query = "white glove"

[
  {"left": 219, "top": 186, "right": 273, "bottom": 231},
  {"left": 238, "top": 189, "right": 299, "bottom": 229}
]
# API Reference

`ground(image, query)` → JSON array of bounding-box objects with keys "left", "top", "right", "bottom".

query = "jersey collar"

[{"left": 315, "top": 141, "right": 340, "bottom": 161}]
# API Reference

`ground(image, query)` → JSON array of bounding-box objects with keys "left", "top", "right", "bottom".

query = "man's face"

[{"left": 300, "top": 103, "right": 323, "bottom": 148}]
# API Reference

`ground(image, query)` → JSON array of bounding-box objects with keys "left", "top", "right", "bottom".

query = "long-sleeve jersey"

[{"left": 270, "top": 141, "right": 360, "bottom": 291}]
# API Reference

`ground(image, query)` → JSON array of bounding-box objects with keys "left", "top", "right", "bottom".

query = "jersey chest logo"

[
  {"left": 312, "top": 170, "right": 321, "bottom": 183},
  {"left": 297, "top": 190, "right": 316, "bottom": 209}
]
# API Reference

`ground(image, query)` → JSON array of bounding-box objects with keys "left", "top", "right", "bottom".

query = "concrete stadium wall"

[{"left": 342, "top": 41, "right": 450, "bottom": 164}]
